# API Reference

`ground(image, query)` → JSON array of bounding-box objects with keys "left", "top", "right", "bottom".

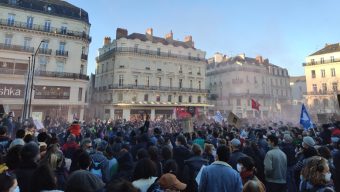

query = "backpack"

[
  {"left": 147, "top": 178, "right": 163, "bottom": 192},
  {"left": 90, "top": 159, "right": 105, "bottom": 179}
]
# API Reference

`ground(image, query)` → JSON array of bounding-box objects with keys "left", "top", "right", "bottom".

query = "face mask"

[
  {"left": 324, "top": 172, "right": 332, "bottom": 182},
  {"left": 12, "top": 186, "right": 20, "bottom": 192},
  {"left": 237, "top": 164, "right": 243, "bottom": 172},
  {"left": 212, "top": 149, "right": 217, "bottom": 158}
]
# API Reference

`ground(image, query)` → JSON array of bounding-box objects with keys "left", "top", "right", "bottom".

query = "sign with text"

[
  {"left": 0, "top": 84, "right": 25, "bottom": 98},
  {"left": 34, "top": 86, "right": 70, "bottom": 99}
]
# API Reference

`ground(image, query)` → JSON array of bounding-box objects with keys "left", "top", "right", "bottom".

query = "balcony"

[
  {"left": 81, "top": 53, "right": 88, "bottom": 61},
  {"left": 96, "top": 47, "right": 206, "bottom": 63},
  {"left": 56, "top": 50, "right": 68, "bottom": 57},
  {"left": 0, "top": 68, "right": 89, "bottom": 80},
  {"left": 38, "top": 48, "right": 52, "bottom": 55},
  {"left": 0, "top": 43, "right": 34, "bottom": 53},
  {"left": 303, "top": 58, "right": 340, "bottom": 66},
  {"left": 0, "top": 19, "right": 91, "bottom": 42},
  {"left": 103, "top": 84, "right": 208, "bottom": 93},
  {"left": 305, "top": 91, "right": 338, "bottom": 95}
]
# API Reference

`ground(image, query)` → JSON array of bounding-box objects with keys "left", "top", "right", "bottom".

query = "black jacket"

[
  {"left": 16, "top": 161, "right": 38, "bottom": 192},
  {"left": 228, "top": 150, "right": 247, "bottom": 170},
  {"left": 183, "top": 156, "right": 208, "bottom": 192}
]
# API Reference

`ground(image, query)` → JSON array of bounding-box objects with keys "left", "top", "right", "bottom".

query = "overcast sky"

[{"left": 67, "top": 0, "right": 340, "bottom": 77}]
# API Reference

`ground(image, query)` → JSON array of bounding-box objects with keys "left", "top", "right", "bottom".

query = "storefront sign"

[
  {"left": 0, "top": 84, "right": 24, "bottom": 98},
  {"left": 34, "top": 86, "right": 70, "bottom": 99}
]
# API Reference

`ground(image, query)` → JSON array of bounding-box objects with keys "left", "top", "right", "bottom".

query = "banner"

[{"left": 228, "top": 112, "right": 241, "bottom": 128}]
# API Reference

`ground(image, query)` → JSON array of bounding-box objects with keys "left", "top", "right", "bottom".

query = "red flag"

[{"left": 251, "top": 99, "right": 260, "bottom": 111}]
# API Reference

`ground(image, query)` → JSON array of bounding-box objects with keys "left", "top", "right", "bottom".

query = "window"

[
  {"left": 61, "top": 25, "right": 67, "bottom": 34},
  {"left": 156, "top": 95, "right": 160, "bottom": 102},
  {"left": 39, "top": 56, "right": 47, "bottom": 72},
  {"left": 132, "top": 95, "right": 137, "bottom": 101},
  {"left": 169, "top": 78, "right": 173, "bottom": 88},
  {"left": 8, "top": 0, "right": 17, "bottom": 5},
  {"left": 7, "top": 14, "right": 15, "bottom": 26},
  {"left": 178, "top": 96, "right": 182, "bottom": 103},
  {"left": 59, "top": 42, "right": 65, "bottom": 53},
  {"left": 144, "top": 94, "right": 148, "bottom": 102},
  {"left": 157, "top": 48, "right": 161, "bottom": 56},
  {"left": 331, "top": 56, "right": 335, "bottom": 62},
  {"left": 311, "top": 59, "right": 315, "bottom": 64},
  {"left": 331, "top": 68, "right": 336, "bottom": 77},
  {"left": 198, "top": 67, "right": 201, "bottom": 75},
  {"left": 41, "top": 41, "right": 49, "bottom": 51},
  {"left": 323, "top": 99, "right": 329, "bottom": 107},
  {"left": 321, "top": 69, "right": 325, "bottom": 77},
  {"left": 158, "top": 77, "right": 161, "bottom": 87},
  {"left": 80, "top": 65, "right": 84, "bottom": 74},
  {"left": 4, "top": 35, "right": 12, "bottom": 46},
  {"left": 237, "top": 99, "right": 241, "bottom": 106},
  {"left": 254, "top": 76, "right": 257, "bottom": 84},
  {"left": 198, "top": 81, "right": 201, "bottom": 90},
  {"left": 179, "top": 65, "right": 183, "bottom": 73},
  {"left": 189, "top": 96, "right": 192, "bottom": 103},
  {"left": 179, "top": 79, "right": 183, "bottom": 88},
  {"left": 134, "top": 76, "right": 138, "bottom": 86},
  {"left": 247, "top": 99, "right": 250, "bottom": 106},
  {"left": 118, "top": 93, "right": 123, "bottom": 101},
  {"left": 101, "top": 64, "right": 104, "bottom": 73},
  {"left": 56, "top": 61, "right": 64, "bottom": 72},
  {"left": 134, "top": 44, "right": 138, "bottom": 52},
  {"left": 332, "top": 82, "right": 338, "bottom": 92},
  {"left": 190, "top": 80, "right": 193, "bottom": 89},
  {"left": 23, "top": 37, "right": 31, "bottom": 50},
  {"left": 146, "top": 76, "right": 150, "bottom": 87},
  {"left": 314, "top": 99, "right": 319, "bottom": 105},
  {"left": 168, "top": 95, "right": 172, "bottom": 102},
  {"left": 44, "top": 20, "right": 51, "bottom": 32},
  {"left": 119, "top": 75, "right": 124, "bottom": 86},
  {"left": 320, "top": 57, "right": 324, "bottom": 64},
  {"left": 311, "top": 70, "right": 316, "bottom": 78},
  {"left": 26, "top": 16, "right": 33, "bottom": 29},
  {"left": 312, "top": 84, "right": 317, "bottom": 93},
  {"left": 78, "top": 88, "right": 83, "bottom": 101},
  {"left": 322, "top": 83, "right": 327, "bottom": 92}
]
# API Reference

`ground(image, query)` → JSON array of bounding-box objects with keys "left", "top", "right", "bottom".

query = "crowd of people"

[{"left": 0, "top": 112, "right": 339, "bottom": 192}]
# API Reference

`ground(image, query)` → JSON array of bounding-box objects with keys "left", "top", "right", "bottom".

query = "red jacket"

[{"left": 68, "top": 124, "right": 81, "bottom": 136}]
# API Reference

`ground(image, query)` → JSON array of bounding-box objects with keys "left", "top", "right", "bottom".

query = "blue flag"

[{"left": 300, "top": 104, "right": 313, "bottom": 130}]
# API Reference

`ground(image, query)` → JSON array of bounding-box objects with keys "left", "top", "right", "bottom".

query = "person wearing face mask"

[
  {"left": 300, "top": 156, "right": 335, "bottom": 192},
  {"left": 0, "top": 171, "right": 20, "bottom": 192},
  {"left": 236, "top": 156, "right": 265, "bottom": 192}
]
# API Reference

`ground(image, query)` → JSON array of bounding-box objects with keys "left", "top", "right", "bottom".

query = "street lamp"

[
  {"left": 27, "top": 40, "right": 45, "bottom": 119},
  {"left": 22, "top": 56, "right": 32, "bottom": 121}
]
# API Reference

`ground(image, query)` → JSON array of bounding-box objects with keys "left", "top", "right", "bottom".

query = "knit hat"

[
  {"left": 21, "top": 142, "right": 39, "bottom": 161},
  {"left": 231, "top": 138, "right": 241, "bottom": 147},
  {"left": 283, "top": 134, "right": 293, "bottom": 143},
  {"left": 303, "top": 136, "right": 315, "bottom": 147}
]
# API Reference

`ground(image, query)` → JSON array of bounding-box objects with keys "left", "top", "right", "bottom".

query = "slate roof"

[
  {"left": 126, "top": 33, "right": 195, "bottom": 49},
  {"left": 310, "top": 43, "right": 340, "bottom": 56}
]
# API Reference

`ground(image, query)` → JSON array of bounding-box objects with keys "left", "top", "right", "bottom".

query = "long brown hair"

[{"left": 301, "top": 156, "right": 328, "bottom": 186}]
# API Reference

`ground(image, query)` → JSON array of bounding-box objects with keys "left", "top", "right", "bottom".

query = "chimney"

[
  {"left": 184, "top": 35, "right": 194, "bottom": 47},
  {"left": 116, "top": 28, "right": 128, "bottom": 39},
  {"left": 256, "top": 55, "right": 263, "bottom": 63},
  {"left": 214, "top": 52, "right": 224, "bottom": 63},
  {"left": 263, "top": 58, "right": 269, "bottom": 64},
  {"left": 239, "top": 53, "right": 245, "bottom": 59},
  {"left": 146, "top": 28, "right": 153, "bottom": 40},
  {"left": 103, "top": 37, "right": 111, "bottom": 46},
  {"left": 165, "top": 30, "right": 173, "bottom": 41}
]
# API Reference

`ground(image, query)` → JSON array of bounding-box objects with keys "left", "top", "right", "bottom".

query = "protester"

[
  {"left": 159, "top": 173, "right": 187, "bottom": 192},
  {"left": 16, "top": 142, "right": 40, "bottom": 192},
  {"left": 198, "top": 145, "right": 243, "bottom": 192},
  {"left": 0, "top": 171, "right": 18, "bottom": 192},
  {"left": 237, "top": 156, "right": 265, "bottom": 191},
  {"left": 229, "top": 138, "right": 247, "bottom": 170},
  {"left": 202, "top": 143, "right": 215, "bottom": 165},
  {"left": 300, "top": 156, "right": 335, "bottom": 191},
  {"left": 30, "top": 164, "right": 63, "bottom": 192},
  {"left": 173, "top": 134, "right": 192, "bottom": 180},
  {"left": 132, "top": 158, "right": 157, "bottom": 192},
  {"left": 183, "top": 144, "right": 208, "bottom": 192},
  {"left": 264, "top": 135, "right": 287, "bottom": 192}
]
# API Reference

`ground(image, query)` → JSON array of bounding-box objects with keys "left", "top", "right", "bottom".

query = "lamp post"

[
  {"left": 22, "top": 56, "right": 32, "bottom": 121},
  {"left": 27, "top": 40, "right": 44, "bottom": 119}
]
